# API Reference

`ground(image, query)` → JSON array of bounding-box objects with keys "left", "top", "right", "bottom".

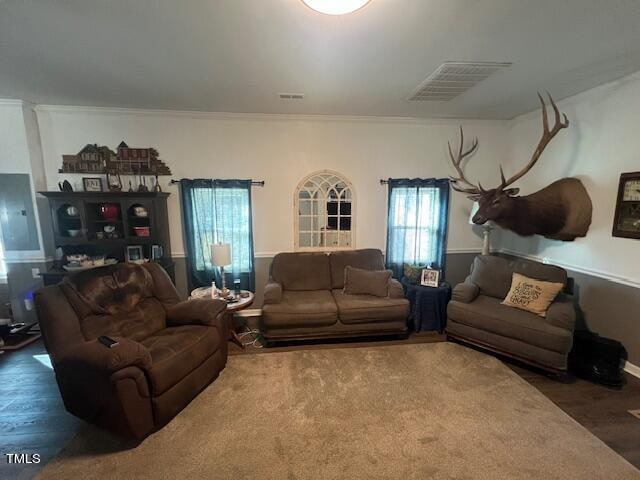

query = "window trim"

[{"left": 293, "top": 169, "right": 356, "bottom": 252}]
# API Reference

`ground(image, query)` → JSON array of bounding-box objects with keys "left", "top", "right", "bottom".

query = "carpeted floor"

[{"left": 36, "top": 342, "right": 640, "bottom": 480}]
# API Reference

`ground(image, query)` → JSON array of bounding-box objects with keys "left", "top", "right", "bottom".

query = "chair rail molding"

[{"left": 499, "top": 248, "right": 640, "bottom": 290}]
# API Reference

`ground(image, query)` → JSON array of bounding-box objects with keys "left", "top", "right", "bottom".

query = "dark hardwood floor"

[{"left": 1, "top": 335, "right": 639, "bottom": 479}]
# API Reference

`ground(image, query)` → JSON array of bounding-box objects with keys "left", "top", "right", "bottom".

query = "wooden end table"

[{"left": 190, "top": 287, "right": 254, "bottom": 348}]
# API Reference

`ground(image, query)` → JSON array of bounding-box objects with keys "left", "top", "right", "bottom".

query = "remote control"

[{"left": 98, "top": 336, "right": 119, "bottom": 348}]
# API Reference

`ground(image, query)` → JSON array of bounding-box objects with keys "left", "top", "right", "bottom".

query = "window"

[
  {"left": 385, "top": 178, "right": 450, "bottom": 279},
  {"left": 295, "top": 171, "right": 355, "bottom": 250},
  {"left": 179, "top": 179, "right": 255, "bottom": 291}
]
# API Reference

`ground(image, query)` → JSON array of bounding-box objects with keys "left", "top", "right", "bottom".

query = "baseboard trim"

[
  {"left": 624, "top": 361, "right": 640, "bottom": 380},
  {"left": 233, "top": 308, "right": 262, "bottom": 318},
  {"left": 498, "top": 248, "right": 640, "bottom": 290}
]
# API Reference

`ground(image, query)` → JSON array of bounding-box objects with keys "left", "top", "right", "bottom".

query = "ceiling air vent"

[
  {"left": 409, "top": 62, "right": 512, "bottom": 101},
  {"left": 279, "top": 93, "right": 305, "bottom": 100}
]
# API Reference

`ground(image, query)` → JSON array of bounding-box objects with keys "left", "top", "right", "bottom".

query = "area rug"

[{"left": 36, "top": 343, "right": 639, "bottom": 479}]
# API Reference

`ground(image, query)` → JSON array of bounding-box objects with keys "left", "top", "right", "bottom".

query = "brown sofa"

[
  {"left": 446, "top": 255, "right": 576, "bottom": 373},
  {"left": 261, "top": 249, "right": 409, "bottom": 343},
  {"left": 34, "top": 262, "right": 229, "bottom": 438}
]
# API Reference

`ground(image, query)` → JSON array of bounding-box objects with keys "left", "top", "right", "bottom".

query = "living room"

[{"left": 1, "top": 1, "right": 639, "bottom": 479}]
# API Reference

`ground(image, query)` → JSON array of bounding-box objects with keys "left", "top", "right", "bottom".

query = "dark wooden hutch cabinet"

[{"left": 39, "top": 191, "right": 174, "bottom": 286}]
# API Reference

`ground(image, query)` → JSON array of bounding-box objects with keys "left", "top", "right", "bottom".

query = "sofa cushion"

[
  {"left": 141, "top": 325, "right": 221, "bottom": 395},
  {"left": 329, "top": 249, "right": 385, "bottom": 289},
  {"left": 332, "top": 289, "right": 409, "bottom": 324},
  {"left": 343, "top": 266, "right": 392, "bottom": 297},
  {"left": 502, "top": 273, "right": 564, "bottom": 317},
  {"left": 271, "top": 252, "right": 331, "bottom": 291},
  {"left": 447, "top": 295, "right": 573, "bottom": 354},
  {"left": 262, "top": 290, "right": 338, "bottom": 328},
  {"left": 469, "top": 255, "right": 567, "bottom": 299}
]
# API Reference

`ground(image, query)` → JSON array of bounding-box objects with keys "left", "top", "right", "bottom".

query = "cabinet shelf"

[{"left": 40, "top": 190, "right": 172, "bottom": 271}]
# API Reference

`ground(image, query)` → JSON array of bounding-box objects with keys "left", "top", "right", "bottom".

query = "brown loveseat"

[
  {"left": 34, "top": 262, "right": 229, "bottom": 438},
  {"left": 261, "top": 249, "right": 409, "bottom": 343},
  {"left": 447, "top": 255, "right": 576, "bottom": 373}
]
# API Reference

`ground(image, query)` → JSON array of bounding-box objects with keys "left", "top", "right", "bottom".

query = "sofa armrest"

[
  {"left": 165, "top": 299, "right": 228, "bottom": 331},
  {"left": 546, "top": 294, "right": 576, "bottom": 331},
  {"left": 451, "top": 279, "right": 479, "bottom": 304},
  {"left": 263, "top": 281, "right": 283, "bottom": 305},
  {"left": 388, "top": 278, "right": 405, "bottom": 299},
  {"left": 56, "top": 338, "right": 151, "bottom": 373}
]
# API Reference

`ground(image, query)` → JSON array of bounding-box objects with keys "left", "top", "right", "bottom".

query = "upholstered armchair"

[{"left": 34, "top": 262, "right": 229, "bottom": 438}]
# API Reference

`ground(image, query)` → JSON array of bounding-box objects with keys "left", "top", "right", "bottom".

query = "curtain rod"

[
  {"left": 380, "top": 179, "right": 389, "bottom": 185},
  {"left": 169, "top": 179, "right": 265, "bottom": 187}
]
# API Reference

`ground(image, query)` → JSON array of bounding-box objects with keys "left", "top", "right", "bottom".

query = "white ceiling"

[{"left": 1, "top": 0, "right": 640, "bottom": 119}]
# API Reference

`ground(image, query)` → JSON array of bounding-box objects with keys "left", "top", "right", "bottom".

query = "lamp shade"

[{"left": 211, "top": 243, "right": 231, "bottom": 267}]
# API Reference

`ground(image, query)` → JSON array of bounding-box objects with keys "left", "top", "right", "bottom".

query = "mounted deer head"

[{"left": 447, "top": 93, "right": 592, "bottom": 241}]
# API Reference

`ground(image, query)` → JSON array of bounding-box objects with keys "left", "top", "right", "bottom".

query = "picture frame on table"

[
  {"left": 420, "top": 268, "right": 440, "bottom": 288},
  {"left": 151, "top": 244, "right": 164, "bottom": 260},
  {"left": 126, "top": 245, "right": 143, "bottom": 263},
  {"left": 82, "top": 177, "right": 103, "bottom": 192}
]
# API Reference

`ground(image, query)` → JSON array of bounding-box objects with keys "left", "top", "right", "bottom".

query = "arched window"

[{"left": 294, "top": 170, "right": 355, "bottom": 251}]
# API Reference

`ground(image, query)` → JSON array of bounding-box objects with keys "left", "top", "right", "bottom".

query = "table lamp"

[
  {"left": 469, "top": 202, "right": 493, "bottom": 256},
  {"left": 211, "top": 243, "right": 231, "bottom": 297}
]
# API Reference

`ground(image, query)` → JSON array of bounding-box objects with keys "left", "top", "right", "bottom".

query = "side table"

[
  {"left": 190, "top": 287, "right": 255, "bottom": 348},
  {"left": 400, "top": 278, "right": 451, "bottom": 333}
]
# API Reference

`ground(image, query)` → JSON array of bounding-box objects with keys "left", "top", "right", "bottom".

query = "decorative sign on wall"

[
  {"left": 612, "top": 171, "right": 640, "bottom": 239},
  {"left": 59, "top": 141, "right": 172, "bottom": 175}
]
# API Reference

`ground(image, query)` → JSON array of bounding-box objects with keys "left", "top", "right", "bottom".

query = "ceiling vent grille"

[
  {"left": 409, "top": 62, "right": 512, "bottom": 101},
  {"left": 279, "top": 93, "right": 305, "bottom": 100}
]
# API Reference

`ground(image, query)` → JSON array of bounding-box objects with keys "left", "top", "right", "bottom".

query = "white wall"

[
  {"left": 497, "top": 71, "right": 640, "bottom": 287},
  {"left": 35, "top": 107, "right": 509, "bottom": 256},
  {"left": 0, "top": 100, "right": 46, "bottom": 261}
]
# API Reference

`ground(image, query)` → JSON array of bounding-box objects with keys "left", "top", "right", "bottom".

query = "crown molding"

[
  {"left": 0, "top": 98, "right": 25, "bottom": 107},
  {"left": 34, "top": 103, "right": 507, "bottom": 127}
]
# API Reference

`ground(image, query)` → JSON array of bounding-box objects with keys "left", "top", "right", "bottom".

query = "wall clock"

[{"left": 612, "top": 172, "right": 640, "bottom": 239}]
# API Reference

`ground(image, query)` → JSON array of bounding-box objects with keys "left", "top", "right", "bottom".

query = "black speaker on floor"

[{"left": 569, "top": 330, "right": 627, "bottom": 387}]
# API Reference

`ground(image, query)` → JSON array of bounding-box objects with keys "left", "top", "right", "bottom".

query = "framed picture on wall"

[
  {"left": 612, "top": 172, "right": 640, "bottom": 239},
  {"left": 82, "top": 177, "right": 103, "bottom": 192},
  {"left": 420, "top": 268, "right": 440, "bottom": 288}
]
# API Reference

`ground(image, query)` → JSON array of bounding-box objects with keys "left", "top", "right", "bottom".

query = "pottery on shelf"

[
  {"left": 133, "top": 226, "right": 150, "bottom": 237},
  {"left": 99, "top": 203, "right": 119, "bottom": 221},
  {"left": 133, "top": 206, "right": 148, "bottom": 217},
  {"left": 65, "top": 206, "right": 79, "bottom": 217}
]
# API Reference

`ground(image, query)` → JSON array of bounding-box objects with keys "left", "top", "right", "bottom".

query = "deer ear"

[
  {"left": 504, "top": 188, "right": 520, "bottom": 196},
  {"left": 467, "top": 194, "right": 482, "bottom": 201}
]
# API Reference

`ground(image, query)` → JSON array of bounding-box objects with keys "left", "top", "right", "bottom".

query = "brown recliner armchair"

[{"left": 34, "top": 262, "right": 229, "bottom": 439}]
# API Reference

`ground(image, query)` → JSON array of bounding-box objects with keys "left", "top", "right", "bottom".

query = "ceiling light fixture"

[{"left": 301, "top": 0, "right": 371, "bottom": 15}]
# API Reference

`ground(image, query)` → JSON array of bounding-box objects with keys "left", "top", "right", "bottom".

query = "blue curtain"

[
  {"left": 180, "top": 179, "right": 255, "bottom": 292},
  {"left": 385, "top": 178, "right": 450, "bottom": 280}
]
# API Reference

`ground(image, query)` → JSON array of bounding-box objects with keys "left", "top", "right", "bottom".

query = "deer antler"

[
  {"left": 448, "top": 126, "right": 482, "bottom": 194},
  {"left": 500, "top": 92, "right": 569, "bottom": 189}
]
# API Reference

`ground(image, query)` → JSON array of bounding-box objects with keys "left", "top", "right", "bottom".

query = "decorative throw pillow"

[
  {"left": 343, "top": 266, "right": 392, "bottom": 297},
  {"left": 403, "top": 263, "right": 425, "bottom": 284},
  {"left": 501, "top": 273, "right": 564, "bottom": 317}
]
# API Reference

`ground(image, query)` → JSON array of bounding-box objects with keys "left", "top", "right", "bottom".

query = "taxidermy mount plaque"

[{"left": 446, "top": 93, "right": 592, "bottom": 241}]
